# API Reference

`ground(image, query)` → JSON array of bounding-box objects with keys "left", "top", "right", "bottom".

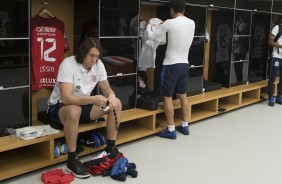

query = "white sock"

[
  {"left": 181, "top": 121, "right": 188, "bottom": 127},
  {"left": 167, "top": 125, "right": 175, "bottom": 132}
]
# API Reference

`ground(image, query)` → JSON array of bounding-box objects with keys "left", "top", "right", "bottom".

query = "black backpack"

[{"left": 274, "top": 24, "right": 282, "bottom": 42}]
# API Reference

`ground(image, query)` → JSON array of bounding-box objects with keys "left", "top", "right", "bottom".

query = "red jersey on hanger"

[{"left": 31, "top": 15, "right": 68, "bottom": 90}]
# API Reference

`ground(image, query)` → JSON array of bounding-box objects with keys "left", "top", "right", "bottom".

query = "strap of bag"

[
  {"left": 273, "top": 24, "right": 282, "bottom": 53},
  {"left": 274, "top": 24, "right": 282, "bottom": 43}
]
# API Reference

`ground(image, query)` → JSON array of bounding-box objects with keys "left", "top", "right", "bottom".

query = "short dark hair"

[
  {"left": 170, "top": 0, "right": 186, "bottom": 13},
  {"left": 75, "top": 37, "right": 103, "bottom": 64}
]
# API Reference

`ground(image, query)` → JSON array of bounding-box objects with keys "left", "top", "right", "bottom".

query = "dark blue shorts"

[
  {"left": 160, "top": 63, "right": 189, "bottom": 97},
  {"left": 47, "top": 103, "right": 93, "bottom": 127}
]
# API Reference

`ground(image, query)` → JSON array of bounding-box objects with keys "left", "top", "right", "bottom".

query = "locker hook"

[{"left": 41, "top": 0, "right": 48, "bottom": 5}]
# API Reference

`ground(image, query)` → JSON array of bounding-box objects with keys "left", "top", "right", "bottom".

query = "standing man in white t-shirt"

[
  {"left": 146, "top": 0, "right": 195, "bottom": 139},
  {"left": 268, "top": 24, "right": 282, "bottom": 106},
  {"left": 47, "top": 38, "right": 122, "bottom": 178}
]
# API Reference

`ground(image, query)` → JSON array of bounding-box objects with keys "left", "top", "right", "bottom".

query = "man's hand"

[
  {"left": 92, "top": 95, "right": 108, "bottom": 107},
  {"left": 108, "top": 94, "right": 118, "bottom": 110}
]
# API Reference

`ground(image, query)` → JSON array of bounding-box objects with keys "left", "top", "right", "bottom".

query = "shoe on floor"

[
  {"left": 269, "top": 96, "right": 275, "bottom": 106},
  {"left": 66, "top": 158, "right": 91, "bottom": 179},
  {"left": 176, "top": 125, "right": 189, "bottom": 135},
  {"left": 92, "top": 151, "right": 108, "bottom": 160},
  {"left": 105, "top": 146, "right": 121, "bottom": 159},
  {"left": 96, "top": 132, "right": 106, "bottom": 145},
  {"left": 275, "top": 96, "right": 282, "bottom": 105},
  {"left": 157, "top": 128, "right": 176, "bottom": 140}
]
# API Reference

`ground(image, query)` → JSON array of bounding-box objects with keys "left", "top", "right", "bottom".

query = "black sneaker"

[{"left": 66, "top": 158, "right": 91, "bottom": 178}]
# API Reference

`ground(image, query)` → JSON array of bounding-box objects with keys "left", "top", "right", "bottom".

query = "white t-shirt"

[
  {"left": 139, "top": 20, "right": 147, "bottom": 51},
  {"left": 139, "top": 18, "right": 166, "bottom": 70},
  {"left": 48, "top": 56, "right": 107, "bottom": 105},
  {"left": 271, "top": 24, "right": 282, "bottom": 59},
  {"left": 146, "top": 16, "right": 195, "bottom": 65}
]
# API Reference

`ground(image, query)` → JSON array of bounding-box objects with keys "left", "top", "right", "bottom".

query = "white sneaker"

[{"left": 92, "top": 151, "right": 108, "bottom": 160}]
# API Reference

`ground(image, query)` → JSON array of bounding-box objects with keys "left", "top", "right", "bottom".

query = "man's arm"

[
  {"left": 268, "top": 34, "right": 282, "bottom": 48},
  {"left": 60, "top": 82, "right": 101, "bottom": 106},
  {"left": 98, "top": 80, "right": 118, "bottom": 107}
]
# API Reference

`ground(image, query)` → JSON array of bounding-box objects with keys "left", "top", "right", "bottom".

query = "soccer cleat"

[
  {"left": 269, "top": 96, "right": 275, "bottom": 106},
  {"left": 157, "top": 128, "right": 176, "bottom": 140},
  {"left": 55, "top": 138, "right": 67, "bottom": 154},
  {"left": 105, "top": 146, "right": 121, "bottom": 159},
  {"left": 96, "top": 132, "right": 106, "bottom": 146},
  {"left": 59, "top": 144, "right": 67, "bottom": 154},
  {"left": 54, "top": 146, "right": 60, "bottom": 158},
  {"left": 90, "top": 134, "right": 101, "bottom": 147},
  {"left": 66, "top": 158, "right": 91, "bottom": 179},
  {"left": 176, "top": 125, "right": 189, "bottom": 135},
  {"left": 79, "top": 137, "right": 100, "bottom": 148},
  {"left": 275, "top": 96, "right": 282, "bottom": 105}
]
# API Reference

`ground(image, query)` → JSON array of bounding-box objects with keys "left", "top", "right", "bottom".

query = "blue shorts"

[
  {"left": 47, "top": 103, "right": 93, "bottom": 127},
  {"left": 160, "top": 63, "right": 189, "bottom": 97}
]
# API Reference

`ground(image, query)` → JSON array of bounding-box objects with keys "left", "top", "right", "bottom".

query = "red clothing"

[{"left": 31, "top": 15, "right": 67, "bottom": 90}]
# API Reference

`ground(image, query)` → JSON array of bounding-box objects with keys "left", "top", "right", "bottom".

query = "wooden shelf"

[
  {"left": 190, "top": 99, "right": 217, "bottom": 122},
  {"left": 0, "top": 79, "right": 277, "bottom": 181},
  {"left": 241, "top": 88, "right": 260, "bottom": 106},
  {"left": 0, "top": 146, "right": 51, "bottom": 180},
  {"left": 218, "top": 94, "right": 240, "bottom": 111},
  {"left": 0, "top": 135, "right": 51, "bottom": 152},
  {"left": 117, "top": 124, "right": 156, "bottom": 144},
  {"left": 190, "top": 108, "right": 218, "bottom": 122}
]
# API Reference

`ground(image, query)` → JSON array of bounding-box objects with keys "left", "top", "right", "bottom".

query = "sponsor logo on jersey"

[
  {"left": 91, "top": 75, "right": 97, "bottom": 82},
  {"left": 36, "top": 26, "right": 56, "bottom": 33},
  {"left": 40, "top": 78, "right": 56, "bottom": 84}
]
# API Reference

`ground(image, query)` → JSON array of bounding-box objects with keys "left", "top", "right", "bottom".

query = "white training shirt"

[
  {"left": 48, "top": 56, "right": 107, "bottom": 106},
  {"left": 139, "top": 18, "right": 166, "bottom": 70},
  {"left": 271, "top": 24, "right": 282, "bottom": 59},
  {"left": 146, "top": 16, "right": 195, "bottom": 65}
]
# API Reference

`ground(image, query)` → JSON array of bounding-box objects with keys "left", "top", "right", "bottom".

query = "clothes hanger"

[{"left": 38, "top": 8, "right": 55, "bottom": 18}]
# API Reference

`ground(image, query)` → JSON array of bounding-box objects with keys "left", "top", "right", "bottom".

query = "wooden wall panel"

[
  {"left": 204, "top": 10, "right": 212, "bottom": 81},
  {"left": 140, "top": 4, "right": 157, "bottom": 91}
]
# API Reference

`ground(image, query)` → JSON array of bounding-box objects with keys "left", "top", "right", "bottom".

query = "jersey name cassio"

[{"left": 31, "top": 15, "right": 67, "bottom": 90}]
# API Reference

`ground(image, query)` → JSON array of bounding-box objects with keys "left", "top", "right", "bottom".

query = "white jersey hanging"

[{"left": 138, "top": 18, "right": 166, "bottom": 70}]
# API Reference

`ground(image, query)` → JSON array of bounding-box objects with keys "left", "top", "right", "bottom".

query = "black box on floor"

[{"left": 137, "top": 94, "right": 162, "bottom": 111}]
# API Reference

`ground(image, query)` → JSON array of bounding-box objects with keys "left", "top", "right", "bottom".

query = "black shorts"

[
  {"left": 160, "top": 63, "right": 189, "bottom": 97},
  {"left": 47, "top": 103, "right": 93, "bottom": 127}
]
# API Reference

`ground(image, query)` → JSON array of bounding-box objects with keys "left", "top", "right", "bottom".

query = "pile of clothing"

[
  {"left": 41, "top": 169, "right": 74, "bottom": 184},
  {"left": 83, "top": 149, "right": 138, "bottom": 181}
]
